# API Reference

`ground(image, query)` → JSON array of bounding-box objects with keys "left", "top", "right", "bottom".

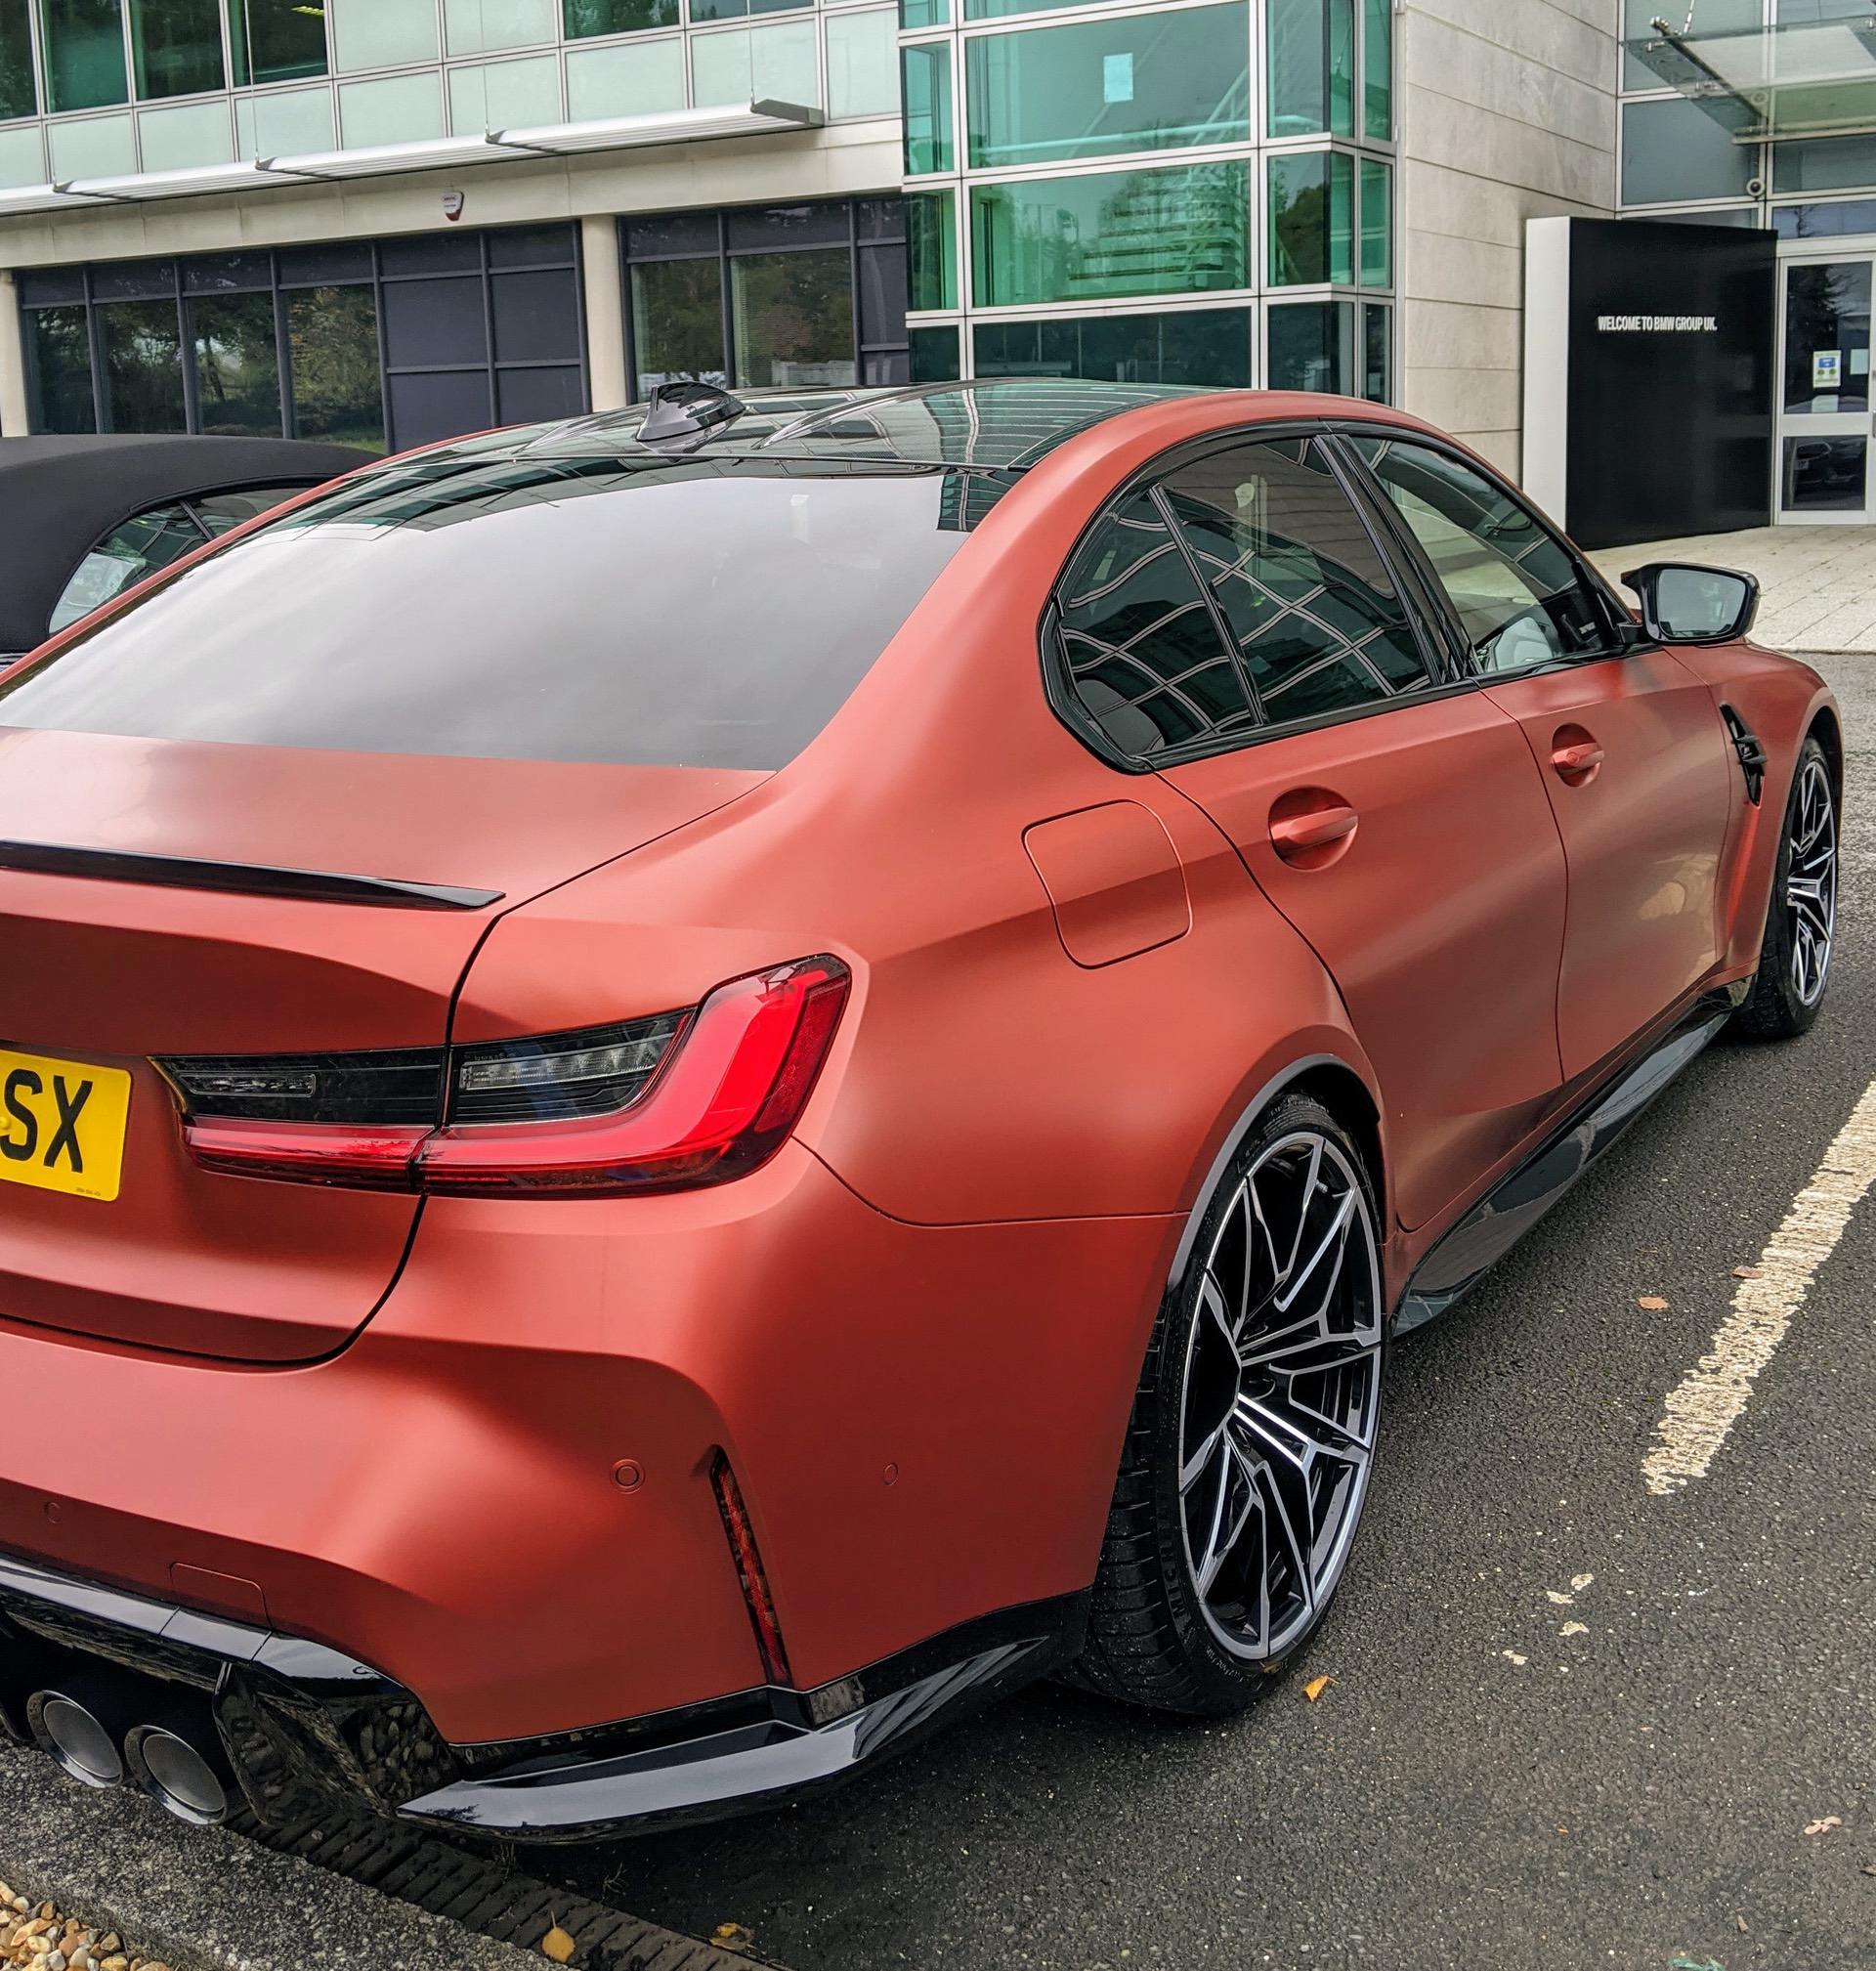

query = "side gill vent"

[{"left": 1720, "top": 704, "right": 1768, "bottom": 805}]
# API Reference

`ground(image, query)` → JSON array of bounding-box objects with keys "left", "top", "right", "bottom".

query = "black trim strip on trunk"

[{"left": 0, "top": 840, "right": 503, "bottom": 912}]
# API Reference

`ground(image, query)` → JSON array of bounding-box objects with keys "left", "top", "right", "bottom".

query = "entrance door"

[{"left": 1777, "top": 253, "right": 1876, "bottom": 524}]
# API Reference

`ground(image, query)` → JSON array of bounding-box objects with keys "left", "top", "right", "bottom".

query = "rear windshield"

[{"left": 0, "top": 454, "right": 975, "bottom": 770}]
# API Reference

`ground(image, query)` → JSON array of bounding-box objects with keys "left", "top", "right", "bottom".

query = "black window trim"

[
  {"left": 1321, "top": 422, "right": 1643, "bottom": 684},
  {"left": 1041, "top": 417, "right": 1455, "bottom": 775}
]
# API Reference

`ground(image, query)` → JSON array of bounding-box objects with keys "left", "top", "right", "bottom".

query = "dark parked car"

[{"left": 0, "top": 435, "right": 368, "bottom": 662}]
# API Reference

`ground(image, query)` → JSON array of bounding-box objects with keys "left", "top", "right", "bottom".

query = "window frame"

[
  {"left": 20, "top": 223, "right": 589, "bottom": 447},
  {"left": 618, "top": 196, "right": 911, "bottom": 399},
  {"left": 1041, "top": 417, "right": 1448, "bottom": 773},
  {"left": 1327, "top": 424, "right": 1641, "bottom": 682}
]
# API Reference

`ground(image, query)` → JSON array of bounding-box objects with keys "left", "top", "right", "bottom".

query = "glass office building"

[
  {"left": 4, "top": 0, "right": 1872, "bottom": 528},
  {"left": 0, "top": 0, "right": 1398, "bottom": 450}
]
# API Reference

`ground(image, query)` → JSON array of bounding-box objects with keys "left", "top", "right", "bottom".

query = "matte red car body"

[{"left": 0, "top": 390, "right": 1839, "bottom": 1783}]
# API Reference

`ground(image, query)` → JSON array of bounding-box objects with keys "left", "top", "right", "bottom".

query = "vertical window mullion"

[
  {"left": 371, "top": 242, "right": 392, "bottom": 451},
  {"left": 717, "top": 210, "right": 735, "bottom": 386},
  {"left": 481, "top": 234, "right": 498, "bottom": 430},
  {"left": 273, "top": 255, "right": 293, "bottom": 438},
  {"left": 177, "top": 269, "right": 201, "bottom": 434},
  {"left": 85, "top": 272, "right": 107, "bottom": 433},
  {"left": 847, "top": 199, "right": 863, "bottom": 382},
  {"left": 617, "top": 220, "right": 638, "bottom": 403}
]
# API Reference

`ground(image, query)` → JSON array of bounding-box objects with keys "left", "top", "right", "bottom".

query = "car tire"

[
  {"left": 1073, "top": 1093, "right": 1386, "bottom": 1715},
  {"left": 1733, "top": 735, "right": 1838, "bottom": 1043}
]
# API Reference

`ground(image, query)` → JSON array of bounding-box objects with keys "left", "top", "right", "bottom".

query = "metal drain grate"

[{"left": 229, "top": 1804, "right": 776, "bottom": 1970}]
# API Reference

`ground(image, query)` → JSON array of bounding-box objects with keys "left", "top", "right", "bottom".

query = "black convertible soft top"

[{"left": 0, "top": 433, "right": 369, "bottom": 654}]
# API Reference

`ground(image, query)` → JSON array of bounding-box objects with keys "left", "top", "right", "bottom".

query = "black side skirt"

[{"left": 1396, "top": 990, "right": 1741, "bottom": 1335}]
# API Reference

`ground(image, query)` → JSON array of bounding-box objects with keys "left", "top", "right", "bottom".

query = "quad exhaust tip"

[
  {"left": 25, "top": 1688, "right": 126, "bottom": 1790},
  {"left": 25, "top": 1680, "right": 231, "bottom": 1825},
  {"left": 124, "top": 1721, "right": 230, "bottom": 1826}
]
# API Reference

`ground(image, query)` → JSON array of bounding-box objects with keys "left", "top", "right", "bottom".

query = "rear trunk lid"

[{"left": 0, "top": 726, "right": 762, "bottom": 1362}]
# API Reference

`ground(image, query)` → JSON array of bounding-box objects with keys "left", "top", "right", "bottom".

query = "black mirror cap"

[{"left": 1619, "top": 561, "right": 1761, "bottom": 646}]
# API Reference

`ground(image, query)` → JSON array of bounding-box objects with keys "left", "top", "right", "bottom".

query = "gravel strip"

[
  {"left": 0, "top": 1882, "right": 171, "bottom": 1971},
  {"left": 0, "top": 1747, "right": 536, "bottom": 1971}
]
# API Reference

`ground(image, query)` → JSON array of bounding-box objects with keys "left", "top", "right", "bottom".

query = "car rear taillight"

[{"left": 159, "top": 955, "right": 849, "bottom": 1197}]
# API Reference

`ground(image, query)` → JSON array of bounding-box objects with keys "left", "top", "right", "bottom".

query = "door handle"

[
  {"left": 1270, "top": 802, "right": 1360, "bottom": 860},
  {"left": 1550, "top": 737, "right": 1605, "bottom": 785}
]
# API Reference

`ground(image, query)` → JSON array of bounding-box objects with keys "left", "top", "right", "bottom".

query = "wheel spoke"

[
  {"left": 1242, "top": 1323, "right": 1379, "bottom": 1377},
  {"left": 1235, "top": 1388, "right": 1374, "bottom": 1474},
  {"left": 1179, "top": 1420, "right": 1226, "bottom": 1494},
  {"left": 1273, "top": 1189, "right": 1355, "bottom": 1315},
  {"left": 1256, "top": 1456, "right": 1315, "bottom": 1620}
]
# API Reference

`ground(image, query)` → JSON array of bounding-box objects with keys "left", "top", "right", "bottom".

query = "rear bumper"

[
  {"left": 0, "top": 1142, "right": 1174, "bottom": 1827},
  {"left": 0, "top": 1548, "right": 1082, "bottom": 1839}
]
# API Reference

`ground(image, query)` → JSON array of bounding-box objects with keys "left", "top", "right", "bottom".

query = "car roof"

[
  {"left": 0, "top": 433, "right": 371, "bottom": 653},
  {"left": 501, "top": 379, "right": 1216, "bottom": 474}
]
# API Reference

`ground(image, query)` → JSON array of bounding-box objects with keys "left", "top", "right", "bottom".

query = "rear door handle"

[
  {"left": 1269, "top": 802, "right": 1359, "bottom": 859},
  {"left": 1551, "top": 738, "right": 1605, "bottom": 784}
]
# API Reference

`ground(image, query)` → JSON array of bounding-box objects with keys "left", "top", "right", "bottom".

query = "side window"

[
  {"left": 49, "top": 502, "right": 209, "bottom": 636},
  {"left": 1352, "top": 437, "right": 1615, "bottom": 676},
  {"left": 1056, "top": 489, "right": 1255, "bottom": 760},
  {"left": 192, "top": 485, "right": 309, "bottom": 536},
  {"left": 1159, "top": 438, "right": 1431, "bottom": 725}
]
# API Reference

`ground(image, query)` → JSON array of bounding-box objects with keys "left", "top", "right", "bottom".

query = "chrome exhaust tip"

[
  {"left": 125, "top": 1718, "right": 231, "bottom": 1826},
  {"left": 26, "top": 1687, "right": 126, "bottom": 1790}
]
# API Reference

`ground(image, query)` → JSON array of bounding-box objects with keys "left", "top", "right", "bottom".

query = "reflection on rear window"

[{"left": 0, "top": 455, "right": 976, "bottom": 770}]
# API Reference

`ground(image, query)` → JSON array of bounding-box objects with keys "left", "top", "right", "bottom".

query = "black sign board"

[{"left": 1531, "top": 218, "right": 1776, "bottom": 551}]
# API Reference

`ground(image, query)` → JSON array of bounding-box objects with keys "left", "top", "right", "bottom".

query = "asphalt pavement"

[{"left": 537, "top": 650, "right": 1876, "bottom": 1971}]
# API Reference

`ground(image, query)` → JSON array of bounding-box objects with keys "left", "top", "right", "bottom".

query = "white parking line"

[{"left": 1642, "top": 1078, "right": 1876, "bottom": 1497}]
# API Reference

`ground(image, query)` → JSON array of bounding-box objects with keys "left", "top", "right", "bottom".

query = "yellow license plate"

[{"left": 0, "top": 1048, "right": 132, "bottom": 1203}]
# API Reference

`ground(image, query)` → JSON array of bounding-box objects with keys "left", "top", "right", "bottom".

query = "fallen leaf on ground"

[
  {"left": 713, "top": 1925, "right": 756, "bottom": 1953},
  {"left": 1547, "top": 1590, "right": 1574, "bottom": 1606},
  {"left": 1860, "top": 1863, "right": 1876, "bottom": 1876},
  {"left": 1501, "top": 1650, "right": 1527, "bottom": 1666},
  {"left": 541, "top": 1923, "right": 576, "bottom": 1964},
  {"left": 1302, "top": 1674, "right": 1333, "bottom": 1702},
  {"left": 1637, "top": 1295, "right": 1670, "bottom": 1310},
  {"left": 1737, "top": 1915, "right": 1749, "bottom": 1934},
  {"left": 1804, "top": 1817, "right": 1844, "bottom": 1837},
  {"left": 1571, "top": 1572, "right": 1595, "bottom": 1592},
  {"left": 1560, "top": 1621, "right": 1589, "bottom": 1638},
  {"left": 1732, "top": 1265, "right": 1764, "bottom": 1280}
]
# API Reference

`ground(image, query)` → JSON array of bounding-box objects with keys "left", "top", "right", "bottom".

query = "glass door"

[{"left": 1777, "top": 253, "right": 1876, "bottom": 524}]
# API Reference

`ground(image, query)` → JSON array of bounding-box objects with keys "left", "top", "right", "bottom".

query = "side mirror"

[{"left": 1619, "top": 561, "right": 1760, "bottom": 646}]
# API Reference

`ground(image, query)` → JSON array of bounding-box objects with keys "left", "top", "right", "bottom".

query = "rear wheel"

[
  {"left": 1734, "top": 736, "right": 1838, "bottom": 1041},
  {"left": 1075, "top": 1093, "right": 1384, "bottom": 1714}
]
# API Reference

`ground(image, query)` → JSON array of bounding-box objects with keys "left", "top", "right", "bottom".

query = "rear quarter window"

[{"left": 0, "top": 456, "right": 974, "bottom": 771}]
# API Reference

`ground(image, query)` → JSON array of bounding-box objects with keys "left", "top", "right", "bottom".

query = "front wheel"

[
  {"left": 1734, "top": 735, "right": 1838, "bottom": 1041},
  {"left": 1075, "top": 1093, "right": 1385, "bottom": 1715}
]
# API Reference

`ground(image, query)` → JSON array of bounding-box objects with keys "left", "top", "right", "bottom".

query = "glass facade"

[
  {"left": 0, "top": 0, "right": 902, "bottom": 187},
  {"left": 904, "top": 0, "right": 1393, "bottom": 391},
  {"left": 4, "top": 0, "right": 1395, "bottom": 447},
  {"left": 963, "top": 6, "right": 1250, "bottom": 169},
  {"left": 620, "top": 197, "right": 911, "bottom": 395},
  {"left": 1618, "top": 0, "right": 1876, "bottom": 225},
  {"left": 21, "top": 224, "right": 586, "bottom": 450}
]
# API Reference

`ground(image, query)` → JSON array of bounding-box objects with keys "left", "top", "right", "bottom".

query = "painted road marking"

[{"left": 1642, "top": 1078, "right": 1876, "bottom": 1497}]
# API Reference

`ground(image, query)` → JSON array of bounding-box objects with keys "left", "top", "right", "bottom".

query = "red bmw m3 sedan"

[{"left": 0, "top": 381, "right": 1839, "bottom": 1841}]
